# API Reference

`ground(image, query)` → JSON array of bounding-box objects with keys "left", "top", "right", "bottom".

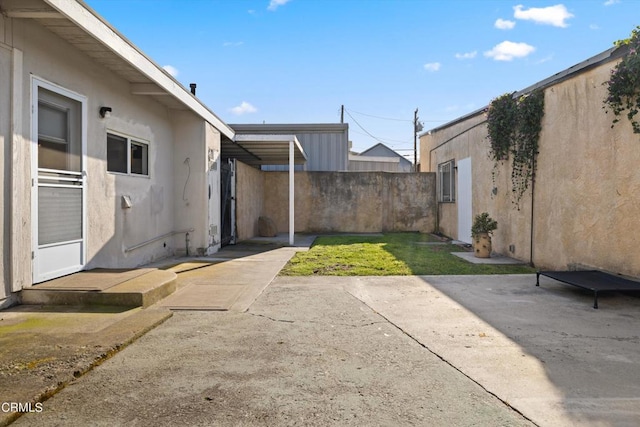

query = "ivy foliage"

[
  {"left": 486, "top": 93, "right": 517, "bottom": 161},
  {"left": 603, "top": 26, "right": 640, "bottom": 133},
  {"left": 486, "top": 90, "right": 545, "bottom": 208},
  {"left": 512, "top": 90, "right": 545, "bottom": 205}
]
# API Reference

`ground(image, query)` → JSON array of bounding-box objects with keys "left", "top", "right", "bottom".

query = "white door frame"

[
  {"left": 457, "top": 157, "right": 473, "bottom": 244},
  {"left": 228, "top": 158, "right": 237, "bottom": 245},
  {"left": 31, "top": 77, "right": 87, "bottom": 283}
]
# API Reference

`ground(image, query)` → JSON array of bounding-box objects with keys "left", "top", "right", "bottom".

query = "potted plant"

[{"left": 471, "top": 212, "right": 498, "bottom": 258}]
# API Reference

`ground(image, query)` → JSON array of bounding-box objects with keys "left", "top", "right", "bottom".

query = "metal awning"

[
  {"left": 221, "top": 134, "right": 307, "bottom": 167},
  {"left": 220, "top": 134, "right": 307, "bottom": 246}
]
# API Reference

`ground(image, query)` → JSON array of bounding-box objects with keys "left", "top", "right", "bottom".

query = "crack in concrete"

[
  {"left": 248, "top": 313, "right": 295, "bottom": 323},
  {"left": 248, "top": 312, "right": 386, "bottom": 328},
  {"left": 344, "top": 289, "right": 541, "bottom": 427}
]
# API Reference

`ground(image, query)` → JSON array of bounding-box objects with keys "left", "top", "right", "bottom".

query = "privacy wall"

[
  {"left": 261, "top": 172, "right": 436, "bottom": 234},
  {"left": 236, "top": 161, "right": 264, "bottom": 241}
]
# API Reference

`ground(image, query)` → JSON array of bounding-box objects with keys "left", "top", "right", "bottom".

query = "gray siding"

[
  {"left": 348, "top": 157, "right": 399, "bottom": 172},
  {"left": 230, "top": 124, "right": 349, "bottom": 172}
]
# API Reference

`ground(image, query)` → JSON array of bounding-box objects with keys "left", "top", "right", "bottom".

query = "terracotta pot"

[{"left": 473, "top": 233, "right": 492, "bottom": 258}]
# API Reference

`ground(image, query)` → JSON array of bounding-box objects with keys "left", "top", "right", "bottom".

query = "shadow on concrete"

[{"left": 417, "top": 274, "right": 640, "bottom": 426}]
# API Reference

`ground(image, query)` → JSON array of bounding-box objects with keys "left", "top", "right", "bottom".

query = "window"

[
  {"left": 438, "top": 160, "right": 455, "bottom": 202},
  {"left": 107, "top": 132, "right": 148, "bottom": 176}
]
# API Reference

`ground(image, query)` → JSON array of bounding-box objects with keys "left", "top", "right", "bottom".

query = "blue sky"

[{"left": 83, "top": 0, "right": 638, "bottom": 161}]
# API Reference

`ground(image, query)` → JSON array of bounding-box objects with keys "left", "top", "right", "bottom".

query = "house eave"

[{"left": 24, "top": 0, "right": 235, "bottom": 139}]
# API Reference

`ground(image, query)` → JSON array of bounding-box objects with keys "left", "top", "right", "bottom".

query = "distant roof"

[{"left": 358, "top": 143, "right": 412, "bottom": 165}]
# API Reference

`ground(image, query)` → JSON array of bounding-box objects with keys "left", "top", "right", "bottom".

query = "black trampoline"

[{"left": 536, "top": 270, "right": 640, "bottom": 309}]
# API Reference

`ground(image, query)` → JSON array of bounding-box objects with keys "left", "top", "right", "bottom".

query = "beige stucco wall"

[
  {"left": 171, "top": 111, "right": 216, "bottom": 256},
  {"left": 533, "top": 62, "right": 639, "bottom": 275},
  {"left": 1, "top": 16, "right": 216, "bottom": 297},
  {"left": 262, "top": 172, "right": 436, "bottom": 234},
  {"left": 423, "top": 56, "right": 640, "bottom": 277},
  {"left": 205, "top": 122, "right": 222, "bottom": 254},
  {"left": 235, "top": 161, "right": 264, "bottom": 241}
]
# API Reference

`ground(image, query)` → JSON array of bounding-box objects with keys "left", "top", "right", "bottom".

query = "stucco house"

[
  {"left": 420, "top": 43, "right": 640, "bottom": 278},
  {"left": 0, "top": 0, "right": 242, "bottom": 308}
]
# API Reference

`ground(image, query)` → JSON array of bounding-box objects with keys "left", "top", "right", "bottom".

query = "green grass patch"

[{"left": 280, "top": 233, "right": 535, "bottom": 276}]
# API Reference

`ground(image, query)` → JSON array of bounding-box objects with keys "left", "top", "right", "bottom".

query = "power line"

[
  {"left": 344, "top": 110, "right": 391, "bottom": 146},
  {"left": 346, "top": 108, "right": 412, "bottom": 123},
  {"left": 350, "top": 129, "right": 412, "bottom": 146},
  {"left": 345, "top": 107, "right": 448, "bottom": 123}
]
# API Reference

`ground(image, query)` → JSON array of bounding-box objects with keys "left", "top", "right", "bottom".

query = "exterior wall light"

[{"left": 99, "top": 106, "right": 112, "bottom": 118}]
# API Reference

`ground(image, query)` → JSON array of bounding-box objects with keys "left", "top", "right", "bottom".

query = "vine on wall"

[
  {"left": 603, "top": 26, "right": 640, "bottom": 134},
  {"left": 486, "top": 89, "right": 545, "bottom": 208},
  {"left": 487, "top": 93, "right": 518, "bottom": 161}
]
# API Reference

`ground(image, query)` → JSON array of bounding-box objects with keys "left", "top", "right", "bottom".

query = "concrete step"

[{"left": 21, "top": 269, "right": 177, "bottom": 308}]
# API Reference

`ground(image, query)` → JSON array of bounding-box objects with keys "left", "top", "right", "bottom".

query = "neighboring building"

[
  {"left": 420, "top": 44, "right": 640, "bottom": 277},
  {"left": 0, "top": 0, "right": 236, "bottom": 307},
  {"left": 230, "top": 123, "right": 349, "bottom": 171},
  {"left": 349, "top": 143, "right": 413, "bottom": 172}
]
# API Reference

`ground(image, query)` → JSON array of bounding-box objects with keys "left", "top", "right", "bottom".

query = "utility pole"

[
  {"left": 340, "top": 105, "right": 344, "bottom": 123},
  {"left": 413, "top": 108, "right": 424, "bottom": 172}
]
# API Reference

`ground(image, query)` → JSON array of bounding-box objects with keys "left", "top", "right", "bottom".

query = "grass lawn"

[{"left": 280, "top": 233, "right": 536, "bottom": 276}]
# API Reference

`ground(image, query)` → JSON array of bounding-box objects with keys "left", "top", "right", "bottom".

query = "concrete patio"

[{"left": 2, "top": 236, "right": 640, "bottom": 426}]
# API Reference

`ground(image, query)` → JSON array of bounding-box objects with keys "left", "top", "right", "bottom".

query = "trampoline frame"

[{"left": 536, "top": 270, "right": 640, "bottom": 309}]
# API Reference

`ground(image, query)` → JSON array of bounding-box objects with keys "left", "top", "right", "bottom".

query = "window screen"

[
  {"left": 438, "top": 160, "right": 455, "bottom": 202},
  {"left": 107, "top": 133, "right": 128, "bottom": 173},
  {"left": 130, "top": 141, "right": 148, "bottom": 175}
]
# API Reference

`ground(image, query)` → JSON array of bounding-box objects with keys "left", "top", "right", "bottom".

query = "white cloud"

[
  {"left": 513, "top": 4, "right": 574, "bottom": 28},
  {"left": 495, "top": 18, "right": 516, "bottom": 30},
  {"left": 604, "top": 0, "right": 620, "bottom": 5},
  {"left": 223, "top": 41, "right": 244, "bottom": 47},
  {"left": 423, "top": 62, "right": 441, "bottom": 71},
  {"left": 230, "top": 101, "right": 257, "bottom": 115},
  {"left": 590, "top": 24, "right": 600, "bottom": 30},
  {"left": 484, "top": 41, "right": 535, "bottom": 61},
  {"left": 163, "top": 65, "right": 179, "bottom": 77},
  {"left": 267, "top": 0, "right": 291, "bottom": 11},
  {"left": 455, "top": 51, "right": 477, "bottom": 60}
]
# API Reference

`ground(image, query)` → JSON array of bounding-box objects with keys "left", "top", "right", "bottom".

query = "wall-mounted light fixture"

[{"left": 99, "top": 106, "right": 112, "bottom": 118}]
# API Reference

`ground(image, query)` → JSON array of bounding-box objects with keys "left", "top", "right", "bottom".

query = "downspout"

[{"left": 529, "top": 154, "right": 536, "bottom": 267}]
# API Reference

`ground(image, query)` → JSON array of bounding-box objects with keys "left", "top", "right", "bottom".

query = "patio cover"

[
  {"left": 222, "top": 134, "right": 307, "bottom": 167},
  {"left": 221, "top": 135, "right": 307, "bottom": 246}
]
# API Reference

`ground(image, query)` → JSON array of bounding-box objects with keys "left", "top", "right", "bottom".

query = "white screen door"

[{"left": 32, "top": 80, "right": 86, "bottom": 283}]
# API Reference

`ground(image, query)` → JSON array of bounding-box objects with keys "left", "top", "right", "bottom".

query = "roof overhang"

[
  {"left": 0, "top": 0, "right": 234, "bottom": 139},
  {"left": 222, "top": 135, "right": 307, "bottom": 167}
]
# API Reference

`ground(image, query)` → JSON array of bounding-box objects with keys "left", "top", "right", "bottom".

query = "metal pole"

[
  {"left": 414, "top": 108, "right": 418, "bottom": 172},
  {"left": 289, "top": 139, "right": 295, "bottom": 246}
]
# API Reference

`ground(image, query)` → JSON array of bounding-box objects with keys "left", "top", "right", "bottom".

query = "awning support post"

[{"left": 289, "top": 139, "right": 295, "bottom": 246}]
